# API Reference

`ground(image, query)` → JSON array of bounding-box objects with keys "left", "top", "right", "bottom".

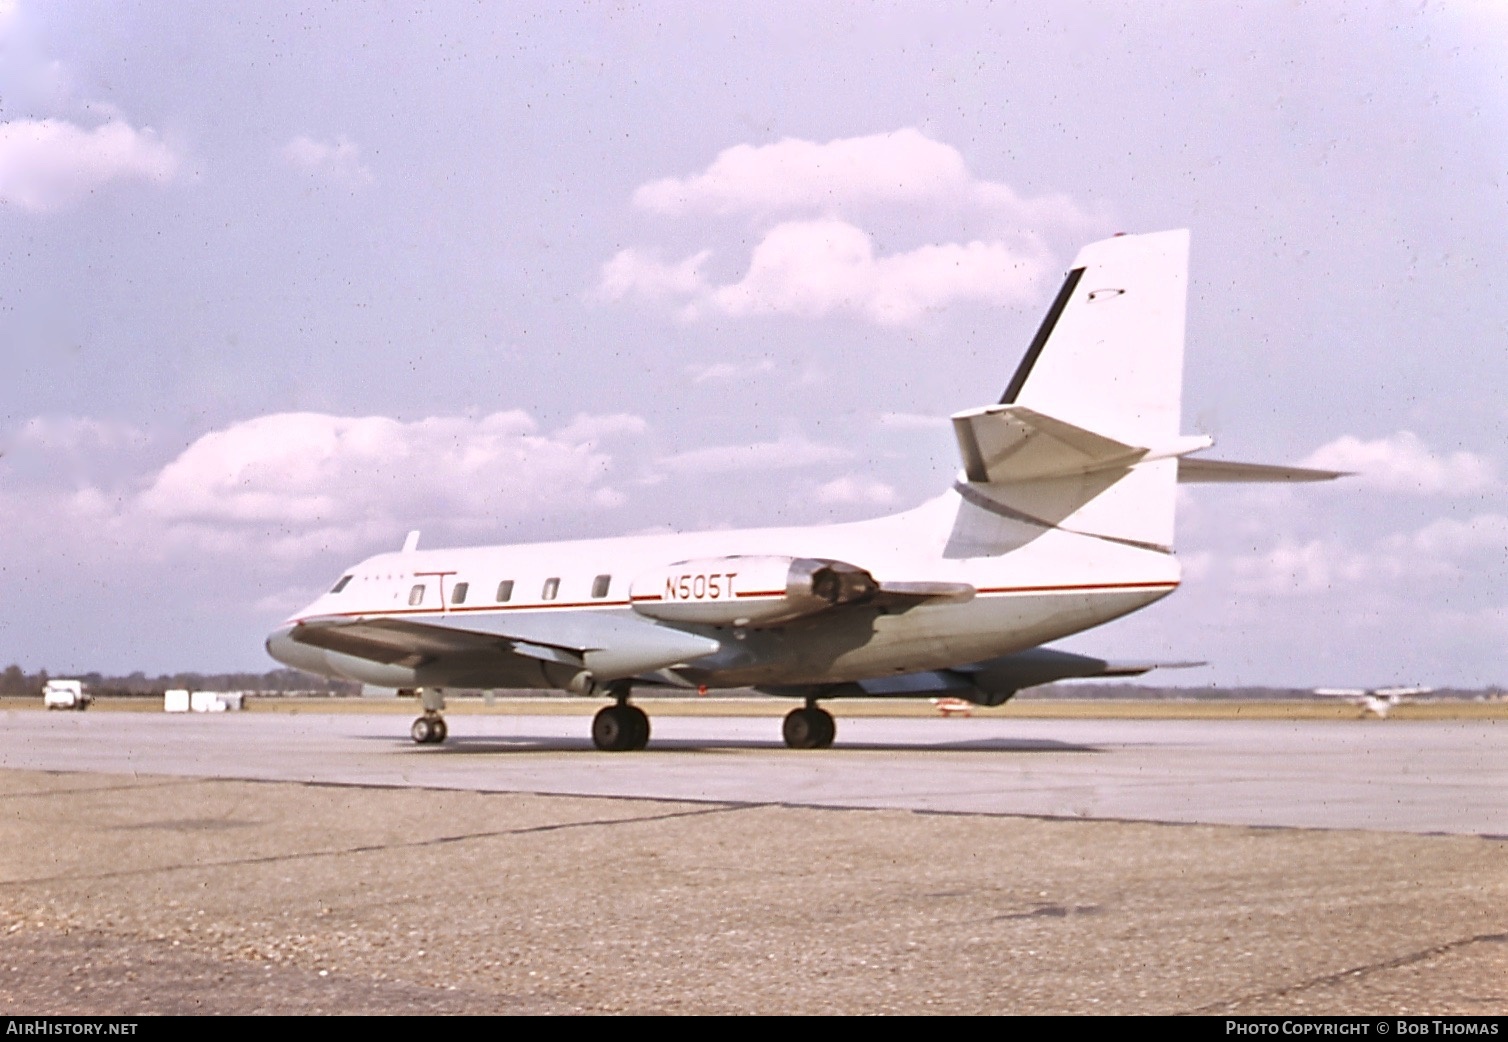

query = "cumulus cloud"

[
  {"left": 596, "top": 248, "right": 709, "bottom": 302},
  {"left": 686, "top": 358, "right": 776, "bottom": 385},
  {"left": 282, "top": 134, "right": 374, "bottom": 186},
  {"left": 598, "top": 128, "right": 1087, "bottom": 327},
  {"left": 0, "top": 118, "right": 181, "bottom": 211},
  {"left": 877, "top": 411, "right": 944, "bottom": 430},
  {"left": 1226, "top": 511, "right": 1508, "bottom": 597},
  {"left": 3, "top": 414, "right": 154, "bottom": 488},
  {"left": 814, "top": 474, "right": 898, "bottom": 507},
  {"left": 633, "top": 128, "right": 1087, "bottom": 225},
  {"left": 15, "top": 415, "right": 149, "bottom": 451},
  {"left": 601, "top": 218, "right": 1048, "bottom": 326},
  {"left": 1386, "top": 513, "right": 1508, "bottom": 558},
  {"left": 136, "top": 411, "right": 638, "bottom": 537},
  {"left": 708, "top": 219, "right": 1046, "bottom": 324},
  {"left": 1301, "top": 431, "right": 1496, "bottom": 495},
  {"left": 554, "top": 412, "right": 649, "bottom": 446},
  {"left": 656, "top": 433, "right": 850, "bottom": 475},
  {"left": 1230, "top": 539, "right": 1376, "bottom": 596},
  {"left": 0, "top": 410, "right": 649, "bottom": 569}
]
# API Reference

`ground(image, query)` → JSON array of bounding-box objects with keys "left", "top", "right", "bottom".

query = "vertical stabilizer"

[
  {"left": 1003, "top": 229, "right": 1189, "bottom": 446},
  {"left": 941, "top": 230, "right": 1192, "bottom": 556}
]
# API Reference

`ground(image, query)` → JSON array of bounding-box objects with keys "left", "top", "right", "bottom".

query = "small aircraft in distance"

[
  {"left": 266, "top": 229, "right": 1344, "bottom": 751},
  {"left": 931, "top": 697, "right": 974, "bottom": 718},
  {"left": 1313, "top": 687, "right": 1434, "bottom": 719}
]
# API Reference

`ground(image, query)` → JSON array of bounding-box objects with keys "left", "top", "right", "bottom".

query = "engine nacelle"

[{"left": 629, "top": 555, "right": 877, "bottom": 628}]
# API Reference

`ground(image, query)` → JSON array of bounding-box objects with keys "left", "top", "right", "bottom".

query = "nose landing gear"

[
  {"left": 406, "top": 687, "right": 448, "bottom": 745},
  {"left": 411, "top": 713, "right": 447, "bottom": 744}
]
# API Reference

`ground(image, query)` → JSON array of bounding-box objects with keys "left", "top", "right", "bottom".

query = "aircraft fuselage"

[{"left": 268, "top": 490, "right": 1179, "bottom": 692}]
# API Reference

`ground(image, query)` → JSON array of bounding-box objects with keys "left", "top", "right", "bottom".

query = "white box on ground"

[{"left": 190, "top": 691, "right": 225, "bottom": 712}]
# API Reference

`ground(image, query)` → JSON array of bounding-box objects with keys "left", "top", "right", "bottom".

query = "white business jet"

[{"left": 266, "top": 230, "right": 1342, "bottom": 751}]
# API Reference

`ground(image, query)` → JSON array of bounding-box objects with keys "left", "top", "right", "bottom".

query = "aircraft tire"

[
  {"left": 782, "top": 708, "right": 819, "bottom": 749},
  {"left": 624, "top": 705, "right": 650, "bottom": 750},
  {"left": 784, "top": 707, "right": 837, "bottom": 749},
  {"left": 811, "top": 707, "right": 836, "bottom": 748},
  {"left": 592, "top": 705, "right": 643, "bottom": 752},
  {"left": 430, "top": 717, "right": 448, "bottom": 744},
  {"left": 411, "top": 716, "right": 434, "bottom": 744}
]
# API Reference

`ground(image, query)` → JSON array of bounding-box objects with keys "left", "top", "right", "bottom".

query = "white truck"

[{"left": 43, "top": 679, "right": 92, "bottom": 711}]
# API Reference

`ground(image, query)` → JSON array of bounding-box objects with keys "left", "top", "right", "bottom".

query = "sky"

[{"left": 2, "top": 1, "right": 1506, "bottom": 687}]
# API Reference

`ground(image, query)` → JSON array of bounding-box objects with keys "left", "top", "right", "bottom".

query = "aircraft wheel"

[
  {"left": 623, "top": 704, "right": 650, "bottom": 750},
  {"left": 811, "top": 707, "right": 836, "bottom": 748},
  {"left": 783, "top": 707, "right": 822, "bottom": 749},
  {"left": 411, "top": 716, "right": 446, "bottom": 744},
  {"left": 593, "top": 705, "right": 644, "bottom": 752}
]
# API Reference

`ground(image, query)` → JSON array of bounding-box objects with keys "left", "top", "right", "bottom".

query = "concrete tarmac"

[
  {"left": 2, "top": 710, "right": 1502, "bottom": 834},
  {"left": 1, "top": 708, "right": 1504, "bottom": 1014}
]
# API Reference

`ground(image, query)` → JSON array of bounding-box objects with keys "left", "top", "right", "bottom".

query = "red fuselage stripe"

[{"left": 297, "top": 580, "right": 1176, "bottom": 623}]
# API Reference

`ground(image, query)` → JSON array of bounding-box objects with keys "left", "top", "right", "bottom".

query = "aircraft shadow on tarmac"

[{"left": 369, "top": 735, "right": 1100, "bottom": 755}]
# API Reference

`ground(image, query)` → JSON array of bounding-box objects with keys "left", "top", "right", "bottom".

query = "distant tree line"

[{"left": 0, "top": 664, "right": 360, "bottom": 697}]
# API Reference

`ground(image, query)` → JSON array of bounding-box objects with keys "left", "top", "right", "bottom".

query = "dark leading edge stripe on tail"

[{"left": 999, "top": 266, "right": 1085, "bottom": 405}]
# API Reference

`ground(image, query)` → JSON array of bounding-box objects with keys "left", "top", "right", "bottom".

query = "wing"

[
  {"left": 761, "top": 647, "right": 1203, "bottom": 708},
  {"left": 288, "top": 610, "right": 722, "bottom": 683}
]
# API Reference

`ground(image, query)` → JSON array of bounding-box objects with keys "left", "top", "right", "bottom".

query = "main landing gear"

[
  {"left": 783, "top": 702, "right": 836, "bottom": 749},
  {"left": 592, "top": 687, "right": 650, "bottom": 752},
  {"left": 406, "top": 687, "right": 448, "bottom": 745}
]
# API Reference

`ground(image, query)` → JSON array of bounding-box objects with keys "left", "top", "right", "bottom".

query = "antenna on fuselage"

[{"left": 402, "top": 530, "right": 421, "bottom": 553}]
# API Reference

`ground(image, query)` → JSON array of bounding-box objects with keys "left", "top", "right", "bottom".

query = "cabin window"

[
  {"left": 451, "top": 582, "right": 469, "bottom": 605},
  {"left": 591, "top": 574, "right": 611, "bottom": 598},
  {"left": 542, "top": 577, "right": 560, "bottom": 601},
  {"left": 408, "top": 584, "right": 425, "bottom": 606},
  {"left": 330, "top": 575, "right": 353, "bottom": 594},
  {"left": 496, "top": 580, "right": 514, "bottom": 603}
]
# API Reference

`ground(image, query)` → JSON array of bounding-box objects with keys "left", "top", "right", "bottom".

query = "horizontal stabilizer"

[
  {"left": 953, "top": 405, "right": 1140, "bottom": 483},
  {"left": 952, "top": 404, "right": 1212, "bottom": 484},
  {"left": 1178, "top": 458, "right": 1348, "bottom": 483}
]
